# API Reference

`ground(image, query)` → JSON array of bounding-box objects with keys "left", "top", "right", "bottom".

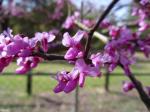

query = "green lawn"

[
  {"left": 0, "top": 61, "right": 150, "bottom": 94},
  {"left": 0, "top": 61, "right": 150, "bottom": 112}
]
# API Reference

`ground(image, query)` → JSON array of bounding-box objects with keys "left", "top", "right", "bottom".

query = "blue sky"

[
  {"left": 3, "top": 0, "right": 132, "bottom": 20},
  {"left": 71, "top": 0, "right": 132, "bottom": 20},
  {"left": 71, "top": 0, "right": 132, "bottom": 8}
]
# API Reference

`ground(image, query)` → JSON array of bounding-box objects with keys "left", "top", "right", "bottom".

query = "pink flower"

[
  {"left": 122, "top": 81, "right": 134, "bottom": 92},
  {"left": 62, "top": 11, "right": 80, "bottom": 29},
  {"left": 64, "top": 47, "right": 83, "bottom": 60},
  {"left": 16, "top": 57, "right": 40, "bottom": 74},
  {"left": 71, "top": 59, "right": 101, "bottom": 87},
  {"left": 109, "top": 26, "right": 120, "bottom": 39},
  {"left": 53, "top": 71, "right": 78, "bottom": 93},
  {"left": 34, "top": 32, "right": 55, "bottom": 52},
  {"left": 99, "top": 20, "right": 111, "bottom": 28},
  {"left": 4, "top": 35, "right": 30, "bottom": 56},
  {"left": 62, "top": 31, "right": 85, "bottom": 60},
  {"left": 54, "top": 59, "right": 101, "bottom": 93},
  {"left": 0, "top": 57, "right": 12, "bottom": 73},
  {"left": 82, "top": 19, "right": 95, "bottom": 27},
  {"left": 139, "top": 21, "right": 149, "bottom": 31},
  {"left": 138, "top": 40, "right": 150, "bottom": 57},
  {"left": 91, "top": 52, "right": 118, "bottom": 72},
  {"left": 140, "top": 0, "right": 149, "bottom": 5}
]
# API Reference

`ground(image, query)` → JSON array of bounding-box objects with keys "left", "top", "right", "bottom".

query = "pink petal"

[
  {"left": 47, "top": 34, "right": 56, "bottom": 42},
  {"left": 75, "top": 59, "right": 87, "bottom": 73},
  {"left": 64, "top": 79, "right": 78, "bottom": 93},
  {"left": 122, "top": 81, "right": 134, "bottom": 92},
  {"left": 64, "top": 47, "right": 79, "bottom": 60},
  {"left": 41, "top": 38, "right": 48, "bottom": 52},
  {"left": 53, "top": 82, "right": 66, "bottom": 93},
  {"left": 79, "top": 73, "right": 85, "bottom": 87},
  {"left": 16, "top": 66, "right": 29, "bottom": 74},
  {"left": 86, "top": 66, "right": 101, "bottom": 77},
  {"left": 62, "top": 32, "right": 72, "bottom": 47},
  {"left": 73, "top": 31, "right": 84, "bottom": 44},
  {"left": 18, "top": 49, "right": 31, "bottom": 57},
  {"left": 108, "top": 63, "right": 117, "bottom": 72},
  {"left": 70, "top": 68, "right": 79, "bottom": 80}
]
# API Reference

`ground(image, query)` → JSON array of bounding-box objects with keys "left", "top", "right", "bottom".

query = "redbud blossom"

[
  {"left": 122, "top": 81, "right": 135, "bottom": 92},
  {"left": 62, "top": 31, "right": 85, "bottom": 60}
]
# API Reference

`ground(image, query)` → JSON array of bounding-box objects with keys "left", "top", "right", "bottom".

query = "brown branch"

[
  {"left": 32, "top": 52, "right": 92, "bottom": 63},
  {"left": 128, "top": 74, "right": 150, "bottom": 110},
  {"left": 84, "top": 0, "right": 120, "bottom": 59},
  {"left": 0, "top": 0, "right": 3, "bottom": 5},
  {"left": 120, "top": 64, "right": 150, "bottom": 110},
  {"left": 33, "top": 52, "right": 65, "bottom": 61}
]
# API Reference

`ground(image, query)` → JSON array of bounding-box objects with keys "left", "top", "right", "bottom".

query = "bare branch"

[
  {"left": 128, "top": 74, "right": 150, "bottom": 110},
  {"left": 84, "top": 0, "right": 120, "bottom": 59},
  {"left": 120, "top": 64, "right": 150, "bottom": 110},
  {"left": 33, "top": 52, "right": 65, "bottom": 61}
]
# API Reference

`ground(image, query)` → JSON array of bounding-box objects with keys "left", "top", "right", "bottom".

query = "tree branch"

[
  {"left": 128, "top": 74, "right": 150, "bottom": 110},
  {"left": 0, "top": 0, "right": 3, "bottom": 5},
  {"left": 33, "top": 52, "right": 65, "bottom": 61},
  {"left": 120, "top": 64, "right": 150, "bottom": 110},
  {"left": 84, "top": 0, "right": 120, "bottom": 59}
]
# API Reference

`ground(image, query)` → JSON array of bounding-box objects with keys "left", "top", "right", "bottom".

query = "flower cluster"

[
  {"left": 0, "top": 28, "right": 56, "bottom": 74},
  {"left": 0, "top": 0, "right": 150, "bottom": 100},
  {"left": 62, "top": 31, "right": 85, "bottom": 60},
  {"left": 132, "top": 0, "right": 150, "bottom": 32},
  {"left": 54, "top": 58, "right": 101, "bottom": 93},
  {"left": 55, "top": 19, "right": 150, "bottom": 93},
  {"left": 53, "top": 1, "right": 150, "bottom": 94},
  {"left": 62, "top": 11, "right": 80, "bottom": 29},
  {"left": 53, "top": 31, "right": 101, "bottom": 93},
  {"left": 62, "top": 11, "right": 96, "bottom": 29}
]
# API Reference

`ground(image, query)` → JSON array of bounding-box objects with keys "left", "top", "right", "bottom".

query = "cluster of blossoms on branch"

[
  {"left": 132, "top": 0, "right": 150, "bottom": 32},
  {"left": 0, "top": 28, "right": 55, "bottom": 74},
  {"left": 54, "top": 31, "right": 101, "bottom": 93},
  {"left": 0, "top": 0, "right": 150, "bottom": 99},
  {"left": 63, "top": 11, "right": 95, "bottom": 29},
  {"left": 54, "top": 0, "right": 150, "bottom": 94},
  {"left": 1, "top": 0, "right": 150, "bottom": 110},
  {"left": 54, "top": 25, "right": 150, "bottom": 93}
]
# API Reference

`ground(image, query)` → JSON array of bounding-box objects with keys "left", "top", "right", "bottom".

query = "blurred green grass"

[
  {"left": 0, "top": 61, "right": 150, "bottom": 95},
  {"left": 0, "top": 61, "right": 149, "bottom": 112}
]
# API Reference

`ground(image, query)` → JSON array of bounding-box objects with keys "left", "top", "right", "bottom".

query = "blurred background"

[{"left": 0, "top": 0, "right": 149, "bottom": 112}]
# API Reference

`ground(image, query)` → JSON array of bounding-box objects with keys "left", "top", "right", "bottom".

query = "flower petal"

[
  {"left": 75, "top": 59, "right": 87, "bottom": 73},
  {"left": 41, "top": 38, "right": 48, "bottom": 52},
  {"left": 64, "top": 47, "right": 79, "bottom": 60},
  {"left": 16, "top": 66, "right": 29, "bottom": 74},
  {"left": 73, "top": 31, "right": 84, "bottom": 44},
  {"left": 47, "top": 34, "right": 56, "bottom": 42},
  {"left": 79, "top": 73, "right": 85, "bottom": 87},
  {"left": 53, "top": 81, "right": 66, "bottom": 93},
  {"left": 62, "top": 32, "right": 72, "bottom": 47},
  {"left": 86, "top": 66, "right": 101, "bottom": 77},
  {"left": 64, "top": 79, "right": 78, "bottom": 93}
]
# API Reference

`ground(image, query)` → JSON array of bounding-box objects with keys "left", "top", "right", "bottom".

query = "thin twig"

[
  {"left": 84, "top": 0, "right": 120, "bottom": 59},
  {"left": 33, "top": 52, "right": 65, "bottom": 61}
]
